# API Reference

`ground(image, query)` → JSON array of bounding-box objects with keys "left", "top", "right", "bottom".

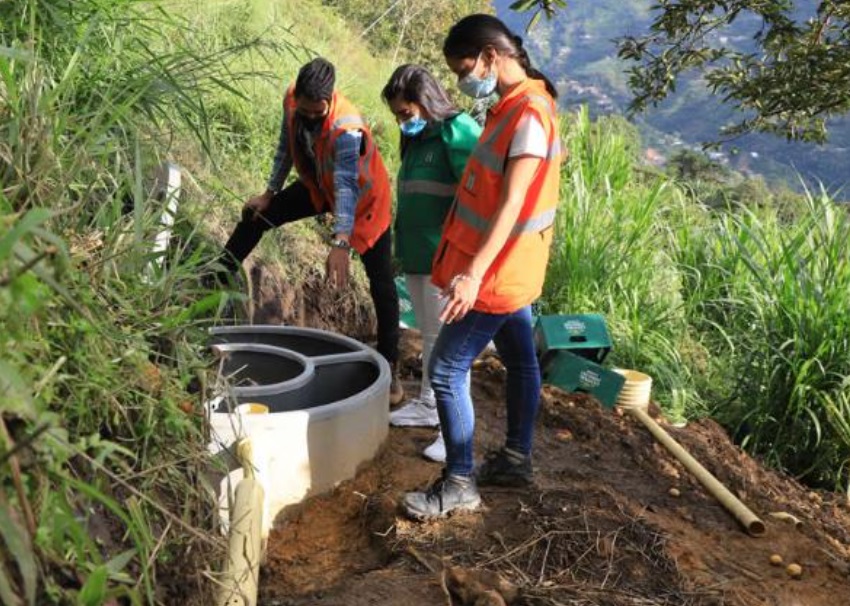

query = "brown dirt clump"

[
  {"left": 247, "top": 257, "right": 375, "bottom": 341},
  {"left": 256, "top": 330, "right": 850, "bottom": 606}
]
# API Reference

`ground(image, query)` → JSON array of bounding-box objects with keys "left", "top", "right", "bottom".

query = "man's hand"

[
  {"left": 242, "top": 190, "right": 273, "bottom": 221},
  {"left": 326, "top": 247, "right": 350, "bottom": 290}
]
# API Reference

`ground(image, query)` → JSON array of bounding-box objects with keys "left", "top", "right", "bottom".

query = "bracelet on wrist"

[
  {"left": 329, "top": 237, "right": 351, "bottom": 250},
  {"left": 450, "top": 273, "right": 481, "bottom": 289}
]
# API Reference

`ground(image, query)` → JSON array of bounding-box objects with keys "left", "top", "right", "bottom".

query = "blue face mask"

[
  {"left": 400, "top": 116, "right": 428, "bottom": 137},
  {"left": 458, "top": 55, "right": 497, "bottom": 99}
]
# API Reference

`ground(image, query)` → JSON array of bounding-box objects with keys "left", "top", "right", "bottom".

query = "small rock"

[{"left": 555, "top": 429, "right": 573, "bottom": 441}]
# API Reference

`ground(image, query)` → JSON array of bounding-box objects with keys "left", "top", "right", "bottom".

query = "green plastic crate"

[
  {"left": 542, "top": 350, "right": 625, "bottom": 408},
  {"left": 534, "top": 314, "right": 613, "bottom": 367}
]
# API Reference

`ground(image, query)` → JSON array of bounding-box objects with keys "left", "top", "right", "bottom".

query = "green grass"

[
  {"left": 172, "top": 0, "right": 406, "bottom": 287},
  {"left": 0, "top": 0, "right": 278, "bottom": 603},
  {"left": 696, "top": 193, "right": 850, "bottom": 488},
  {"left": 544, "top": 106, "right": 850, "bottom": 491},
  {"left": 542, "top": 108, "right": 705, "bottom": 421}
]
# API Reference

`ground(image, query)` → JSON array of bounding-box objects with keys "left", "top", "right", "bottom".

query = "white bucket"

[{"left": 613, "top": 369, "right": 653, "bottom": 411}]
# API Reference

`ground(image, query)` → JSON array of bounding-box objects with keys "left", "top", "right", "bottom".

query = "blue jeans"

[{"left": 428, "top": 305, "right": 542, "bottom": 477}]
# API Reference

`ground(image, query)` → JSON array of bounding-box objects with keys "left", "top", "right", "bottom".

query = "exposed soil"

[
  {"left": 246, "top": 255, "right": 376, "bottom": 342},
  {"left": 254, "top": 330, "right": 850, "bottom": 606}
]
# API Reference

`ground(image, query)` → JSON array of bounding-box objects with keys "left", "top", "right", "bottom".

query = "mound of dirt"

[{"left": 257, "top": 331, "right": 850, "bottom": 606}]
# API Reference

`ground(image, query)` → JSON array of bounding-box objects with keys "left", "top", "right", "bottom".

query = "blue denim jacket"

[{"left": 266, "top": 113, "right": 361, "bottom": 236}]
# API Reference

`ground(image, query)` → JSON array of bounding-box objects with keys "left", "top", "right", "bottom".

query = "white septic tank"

[{"left": 206, "top": 325, "right": 390, "bottom": 536}]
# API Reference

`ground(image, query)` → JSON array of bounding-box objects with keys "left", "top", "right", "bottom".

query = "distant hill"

[{"left": 493, "top": 0, "right": 850, "bottom": 195}]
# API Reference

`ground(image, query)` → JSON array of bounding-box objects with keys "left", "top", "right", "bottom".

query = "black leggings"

[{"left": 222, "top": 180, "right": 399, "bottom": 364}]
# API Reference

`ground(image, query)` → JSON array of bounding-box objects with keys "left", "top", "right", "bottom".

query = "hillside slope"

[
  {"left": 492, "top": 0, "right": 850, "bottom": 194},
  {"left": 258, "top": 338, "right": 850, "bottom": 606},
  {"left": 4, "top": 1, "right": 849, "bottom": 604}
]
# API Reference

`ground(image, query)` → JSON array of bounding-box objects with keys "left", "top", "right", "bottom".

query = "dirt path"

[{"left": 256, "top": 331, "right": 850, "bottom": 606}]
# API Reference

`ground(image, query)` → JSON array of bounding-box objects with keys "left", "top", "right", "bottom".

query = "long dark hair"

[
  {"left": 381, "top": 64, "right": 460, "bottom": 121},
  {"left": 443, "top": 14, "right": 558, "bottom": 99}
]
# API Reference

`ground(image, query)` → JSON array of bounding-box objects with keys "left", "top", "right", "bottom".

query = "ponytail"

[{"left": 512, "top": 35, "right": 558, "bottom": 99}]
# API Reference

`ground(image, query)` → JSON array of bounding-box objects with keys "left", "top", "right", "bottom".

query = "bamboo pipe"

[
  {"left": 216, "top": 440, "right": 265, "bottom": 606},
  {"left": 628, "top": 406, "right": 766, "bottom": 537}
]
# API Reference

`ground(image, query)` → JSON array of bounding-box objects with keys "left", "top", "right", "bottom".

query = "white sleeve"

[{"left": 509, "top": 113, "right": 548, "bottom": 158}]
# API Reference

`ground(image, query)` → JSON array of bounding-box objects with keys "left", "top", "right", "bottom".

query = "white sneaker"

[
  {"left": 423, "top": 431, "right": 446, "bottom": 463},
  {"left": 389, "top": 398, "right": 439, "bottom": 427}
]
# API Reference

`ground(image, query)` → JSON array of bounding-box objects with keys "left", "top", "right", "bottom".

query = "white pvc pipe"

[{"left": 145, "top": 162, "right": 181, "bottom": 282}]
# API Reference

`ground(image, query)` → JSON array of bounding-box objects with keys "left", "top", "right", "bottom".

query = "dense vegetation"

[
  {"left": 496, "top": 0, "right": 850, "bottom": 193},
  {"left": 545, "top": 109, "right": 850, "bottom": 493},
  {"left": 0, "top": 0, "right": 408, "bottom": 603},
  {"left": 513, "top": 0, "right": 850, "bottom": 142},
  {"left": 1, "top": 0, "right": 848, "bottom": 604}
]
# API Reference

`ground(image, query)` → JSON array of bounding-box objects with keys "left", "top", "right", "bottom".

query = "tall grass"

[
  {"left": 1, "top": 0, "right": 430, "bottom": 601},
  {"left": 544, "top": 107, "right": 850, "bottom": 490},
  {"left": 699, "top": 193, "right": 850, "bottom": 488},
  {"left": 173, "top": 0, "right": 405, "bottom": 287},
  {"left": 0, "top": 0, "right": 283, "bottom": 603},
  {"left": 543, "top": 108, "right": 706, "bottom": 420}
]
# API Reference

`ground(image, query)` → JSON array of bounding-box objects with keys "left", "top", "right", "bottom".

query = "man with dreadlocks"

[{"left": 219, "top": 57, "right": 404, "bottom": 404}]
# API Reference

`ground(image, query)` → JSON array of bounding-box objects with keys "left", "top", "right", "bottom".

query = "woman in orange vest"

[{"left": 404, "top": 14, "right": 562, "bottom": 519}]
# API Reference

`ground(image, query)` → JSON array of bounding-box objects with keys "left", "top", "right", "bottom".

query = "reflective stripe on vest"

[
  {"left": 398, "top": 180, "right": 458, "bottom": 197},
  {"left": 431, "top": 79, "right": 561, "bottom": 312},
  {"left": 469, "top": 104, "right": 524, "bottom": 174},
  {"left": 332, "top": 115, "right": 364, "bottom": 130},
  {"left": 468, "top": 96, "right": 561, "bottom": 175},
  {"left": 469, "top": 137, "right": 561, "bottom": 174},
  {"left": 454, "top": 203, "right": 556, "bottom": 237},
  {"left": 438, "top": 79, "right": 560, "bottom": 258}
]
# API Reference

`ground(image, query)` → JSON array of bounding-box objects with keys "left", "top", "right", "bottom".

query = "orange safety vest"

[
  {"left": 284, "top": 87, "right": 392, "bottom": 254},
  {"left": 431, "top": 78, "right": 561, "bottom": 314}
]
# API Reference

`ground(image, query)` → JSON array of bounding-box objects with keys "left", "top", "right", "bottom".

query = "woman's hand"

[{"left": 439, "top": 273, "right": 481, "bottom": 324}]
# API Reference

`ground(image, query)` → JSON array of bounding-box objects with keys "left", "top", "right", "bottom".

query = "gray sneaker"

[
  {"left": 476, "top": 447, "right": 534, "bottom": 487},
  {"left": 403, "top": 473, "right": 481, "bottom": 519}
]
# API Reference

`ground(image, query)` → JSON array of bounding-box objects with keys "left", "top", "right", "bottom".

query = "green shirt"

[{"left": 395, "top": 112, "right": 482, "bottom": 274}]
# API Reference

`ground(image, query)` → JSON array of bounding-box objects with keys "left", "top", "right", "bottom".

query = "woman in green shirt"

[{"left": 382, "top": 65, "right": 482, "bottom": 462}]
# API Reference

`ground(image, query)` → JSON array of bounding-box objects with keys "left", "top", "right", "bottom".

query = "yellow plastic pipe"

[
  {"left": 216, "top": 440, "right": 265, "bottom": 606},
  {"left": 628, "top": 407, "right": 766, "bottom": 537}
]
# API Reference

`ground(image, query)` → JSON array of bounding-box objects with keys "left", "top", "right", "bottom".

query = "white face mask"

[{"left": 457, "top": 53, "right": 498, "bottom": 99}]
